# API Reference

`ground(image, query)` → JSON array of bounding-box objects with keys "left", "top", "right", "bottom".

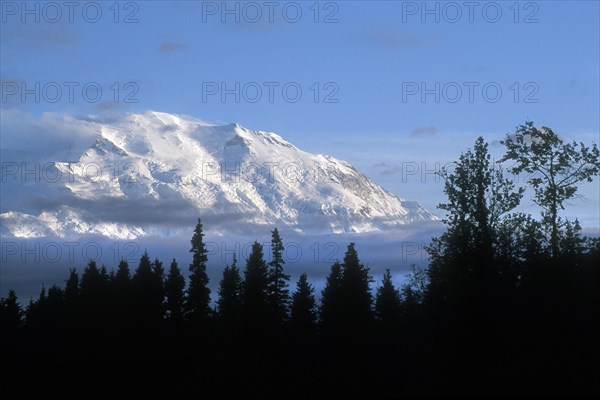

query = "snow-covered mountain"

[{"left": 0, "top": 111, "right": 437, "bottom": 239}]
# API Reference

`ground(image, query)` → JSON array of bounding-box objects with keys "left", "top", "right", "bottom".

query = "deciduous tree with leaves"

[
  {"left": 501, "top": 121, "right": 600, "bottom": 257},
  {"left": 427, "top": 137, "right": 524, "bottom": 311}
]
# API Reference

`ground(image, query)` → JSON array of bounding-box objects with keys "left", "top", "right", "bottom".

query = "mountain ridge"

[{"left": 0, "top": 111, "right": 438, "bottom": 239}]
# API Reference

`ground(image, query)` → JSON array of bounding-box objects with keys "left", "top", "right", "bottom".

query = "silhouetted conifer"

[
  {"left": 114, "top": 259, "right": 131, "bottom": 288},
  {"left": 184, "top": 218, "right": 211, "bottom": 323},
  {"left": 320, "top": 261, "right": 343, "bottom": 336},
  {"left": 375, "top": 269, "right": 401, "bottom": 324},
  {"left": 80, "top": 260, "right": 109, "bottom": 328},
  {"left": 242, "top": 241, "right": 270, "bottom": 328},
  {"left": 340, "top": 243, "right": 373, "bottom": 329},
  {"left": 110, "top": 259, "right": 132, "bottom": 330},
  {"left": 289, "top": 273, "right": 317, "bottom": 338},
  {"left": 25, "top": 286, "right": 47, "bottom": 327},
  {"left": 0, "top": 290, "right": 22, "bottom": 330},
  {"left": 165, "top": 258, "right": 185, "bottom": 322},
  {"left": 151, "top": 258, "right": 166, "bottom": 319},
  {"left": 267, "top": 228, "right": 290, "bottom": 326},
  {"left": 217, "top": 254, "right": 242, "bottom": 324},
  {"left": 131, "top": 251, "right": 159, "bottom": 331},
  {"left": 64, "top": 268, "right": 80, "bottom": 305}
]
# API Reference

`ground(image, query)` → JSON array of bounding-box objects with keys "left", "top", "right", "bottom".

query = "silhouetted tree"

[
  {"left": 63, "top": 268, "right": 80, "bottom": 335},
  {"left": 559, "top": 219, "right": 585, "bottom": 261},
  {"left": 495, "top": 213, "right": 545, "bottom": 285},
  {"left": 184, "top": 218, "right": 211, "bottom": 323},
  {"left": 400, "top": 265, "right": 427, "bottom": 321},
  {"left": 427, "top": 137, "right": 523, "bottom": 313},
  {"left": 242, "top": 241, "right": 270, "bottom": 328},
  {"left": 100, "top": 265, "right": 110, "bottom": 284},
  {"left": 80, "top": 260, "right": 101, "bottom": 298},
  {"left": 267, "top": 228, "right": 290, "bottom": 325},
  {"left": 44, "top": 285, "right": 65, "bottom": 334},
  {"left": 339, "top": 243, "right": 373, "bottom": 329},
  {"left": 114, "top": 259, "right": 131, "bottom": 289},
  {"left": 64, "top": 268, "right": 80, "bottom": 306},
  {"left": 111, "top": 259, "right": 132, "bottom": 330},
  {"left": 165, "top": 259, "right": 185, "bottom": 322},
  {"left": 217, "top": 254, "right": 242, "bottom": 324},
  {"left": 25, "top": 286, "right": 47, "bottom": 327},
  {"left": 0, "top": 290, "right": 22, "bottom": 330},
  {"left": 132, "top": 251, "right": 161, "bottom": 329},
  {"left": 151, "top": 258, "right": 166, "bottom": 319},
  {"left": 320, "top": 261, "right": 343, "bottom": 336},
  {"left": 501, "top": 121, "right": 600, "bottom": 257},
  {"left": 46, "top": 285, "right": 64, "bottom": 309},
  {"left": 133, "top": 252, "right": 153, "bottom": 277},
  {"left": 289, "top": 273, "right": 317, "bottom": 338},
  {"left": 80, "top": 260, "right": 110, "bottom": 328},
  {"left": 375, "top": 269, "right": 401, "bottom": 324}
]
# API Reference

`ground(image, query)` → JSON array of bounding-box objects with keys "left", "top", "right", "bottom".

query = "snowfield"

[{"left": 1, "top": 111, "right": 438, "bottom": 239}]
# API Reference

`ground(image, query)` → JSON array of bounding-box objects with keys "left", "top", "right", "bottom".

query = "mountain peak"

[{"left": 0, "top": 111, "right": 438, "bottom": 238}]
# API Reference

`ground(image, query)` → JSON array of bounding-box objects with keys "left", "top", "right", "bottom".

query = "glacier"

[{"left": 0, "top": 111, "right": 438, "bottom": 239}]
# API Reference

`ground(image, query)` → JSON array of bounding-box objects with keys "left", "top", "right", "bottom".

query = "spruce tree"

[
  {"left": 80, "top": 260, "right": 109, "bottom": 324},
  {"left": 132, "top": 251, "right": 154, "bottom": 294},
  {"left": 289, "top": 273, "right": 318, "bottom": 337},
  {"left": 132, "top": 251, "right": 155, "bottom": 328},
  {"left": 320, "top": 261, "right": 343, "bottom": 335},
  {"left": 242, "top": 241, "right": 270, "bottom": 326},
  {"left": 184, "top": 218, "right": 211, "bottom": 323},
  {"left": 99, "top": 265, "right": 110, "bottom": 286},
  {"left": 151, "top": 258, "right": 166, "bottom": 320},
  {"left": 63, "top": 269, "right": 80, "bottom": 334},
  {"left": 165, "top": 258, "right": 185, "bottom": 321},
  {"left": 0, "top": 290, "right": 22, "bottom": 330},
  {"left": 80, "top": 260, "right": 101, "bottom": 295},
  {"left": 267, "top": 228, "right": 290, "bottom": 325},
  {"left": 111, "top": 259, "right": 131, "bottom": 328},
  {"left": 45, "top": 285, "right": 65, "bottom": 332},
  {"left": 217, "top": 254, "right": 243, "bottom": 323},
  {"left": 375, "top": 269, "right": 401, "bottom": 324},
  {"left": 340, "top": 243, "right": 373, "bottom": 328},
  {"left": 114, "top": 259, "right": 131, "bottom": 288},
  {"left": 64, "top": 268, "right": 80, "bottom": 305},
  {"left": 25, "top": 286, "right": 47, "bottom": 327}
]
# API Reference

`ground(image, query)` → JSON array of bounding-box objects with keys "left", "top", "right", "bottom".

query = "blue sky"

[{"left": 1, "top": 0, "right": 599, "bottom": 230}]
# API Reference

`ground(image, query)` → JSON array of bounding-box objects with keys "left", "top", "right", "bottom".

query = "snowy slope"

[{"left": 0, "top": 111, "right": 437, "bottom": 238}]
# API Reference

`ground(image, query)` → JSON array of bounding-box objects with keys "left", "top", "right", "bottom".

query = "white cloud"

[{"left": 0, "top": 109, "right": 100, "bottom": 160}]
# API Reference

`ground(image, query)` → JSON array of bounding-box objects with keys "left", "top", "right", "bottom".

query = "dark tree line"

[
  {"left": 2, "top": 225, "right": 399, "bottom": 340},
  {"left": 1, "top": 122, "right": 599, "bottom": 397}
]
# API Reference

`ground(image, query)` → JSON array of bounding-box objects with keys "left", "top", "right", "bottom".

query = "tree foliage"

[
  {"left": 501, "top": 121, "right": 600, "bottom": 257},
  {"left": 165, "top": 258, "right": 185, "bottom": 321},
  {"left": 267, "top": 228, "right": 290, "bottom": 326},
  {"left": 289, "top": 273, "right": 318, "bottom": 337},
  {"left": 185, "top": 218, "right": 211, "bottom": 323}
]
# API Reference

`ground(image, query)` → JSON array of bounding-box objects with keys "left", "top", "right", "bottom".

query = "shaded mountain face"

[{"left": 1, "top": 111, "right": 437, "bottom": 239}]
